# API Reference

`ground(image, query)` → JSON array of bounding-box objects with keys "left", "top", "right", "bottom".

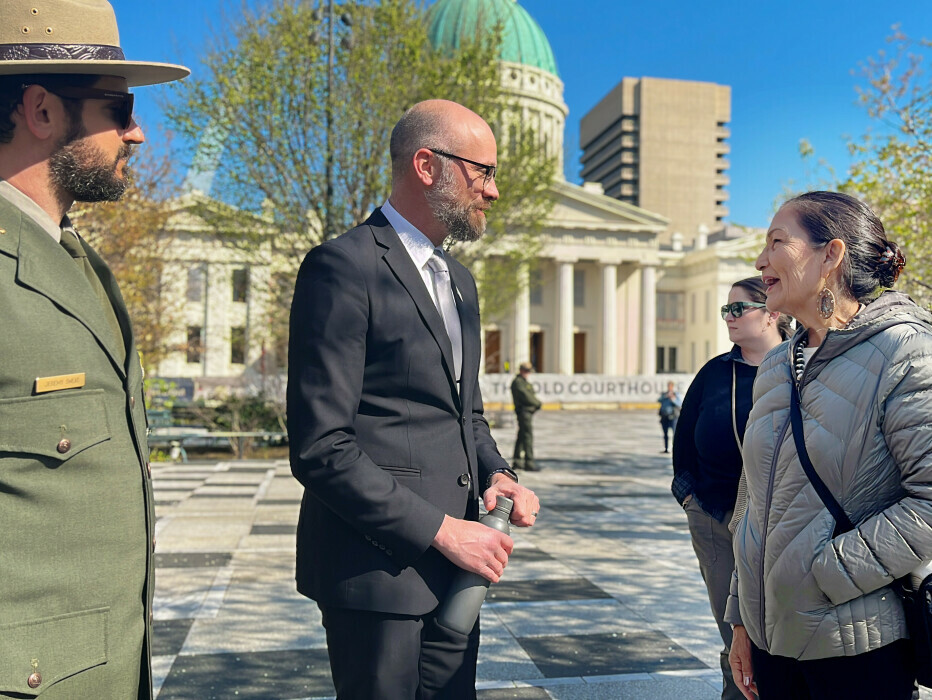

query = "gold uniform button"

[
  {"left": 147, "top": 462, "right": 152, "bottom": 477},
  {"left": 27, "top": 672, "right": 42, "bottom": 689},
  {"left": 130, "top": 396, "right": 136, "bottom": 408},
  {"left": 57, "top": 438, "right": 71, "bottom": 454}
]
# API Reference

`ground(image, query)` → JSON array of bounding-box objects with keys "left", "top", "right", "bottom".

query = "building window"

[
  {"left": 187, "top": 326, "right": 203, "bottom": 364},
  {"left": 186, "top": 264, "right": 205, "bottom": 302},
  {"left": 657, "top": 346, "right": 678, "bottom": 373},
  {"left": 529, "top": 268, "right": 543, "bottom": 306},
  {"left": 232, "top": 267, "right": 249, "bottom": 303},
  {"left": 231, "top": 326, "right": 246, "bottom": 365},
  {"left": 657, "top": 292, "right": 685, "bottom": 322},
  {"left": 574, "top": 269, "right": 585, "bottom": 308}
]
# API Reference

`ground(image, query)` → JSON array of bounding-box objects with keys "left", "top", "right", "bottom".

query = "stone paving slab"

[
  {"left": 149, "top": 410, "right": 723, "bottom": 699},
  {"left": 151, "top": 409, "right": 929, "bottom": 699}
]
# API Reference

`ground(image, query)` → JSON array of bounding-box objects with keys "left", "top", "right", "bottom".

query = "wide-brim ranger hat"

[{"left": 0, "top": 0, "right": 189, "bottom": 86}]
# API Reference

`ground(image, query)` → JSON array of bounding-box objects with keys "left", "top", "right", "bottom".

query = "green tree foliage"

[
  {"left": 166, "top": 0, "right": 556, "bottom": 334},
  {"left": 834, "top": 28, "right": 932, "bottom": 307},
  {"left": 71, "top": 141, "right": 181, "bottom": 374}
]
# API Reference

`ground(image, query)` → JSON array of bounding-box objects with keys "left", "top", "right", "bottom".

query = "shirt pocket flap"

[
  {"left": 0, "top": 390, "right": 110, "bottom": 460},
  {"left": 0, "top": 607, "right": 109, "bottom": 696}
]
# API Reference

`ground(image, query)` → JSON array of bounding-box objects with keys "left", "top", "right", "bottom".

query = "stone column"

[
  {"left": 640, "top": 264, "right": 657, "bottom": 375},
  {"left": 601, "top": 263, "right": 617, "bottom": 375},
  {"left": 513, "top": 264, "right": 530, "bottom": 370},
  {"left": 557, "top": 260, "right": 574, "bottom": 375}
]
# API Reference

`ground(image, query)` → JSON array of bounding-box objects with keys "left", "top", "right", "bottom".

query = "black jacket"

[
  {"left": 672, "top": 346, "right": 756, "bottom": 521},
  {"left": 287, "top": 209, "right": 509, "bottom": 615}
]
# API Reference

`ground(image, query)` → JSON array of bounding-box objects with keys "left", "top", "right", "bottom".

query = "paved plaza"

[{"left": 151, "top": 408, "right": 914, "bottom": 700}]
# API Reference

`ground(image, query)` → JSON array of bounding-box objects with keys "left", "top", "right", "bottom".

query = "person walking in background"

[
  {"left": 0, "top": 2, "right": 188, "bottom": 697},
  {"left": 672, "top": 277, "right": 790, "bottom": 700},
  {"left": 728, "top": 192, "right": 932, "bottom": 700},
  {"left": 658, "top": 381, "right": 682, "bottom": 453},
  {"left": 287, "top": 99, "right": 540, "bottom": 699},
  {"left": 511, "top": 361, "right": 542, "bottom": 471}
]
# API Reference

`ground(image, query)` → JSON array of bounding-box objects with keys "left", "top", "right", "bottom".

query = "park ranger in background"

[
  {"left": 0, "top": 1, "right": 187, "bottom": 697},
  {"left": 511, "top": 361, "right": 542, "bottom": 471}
]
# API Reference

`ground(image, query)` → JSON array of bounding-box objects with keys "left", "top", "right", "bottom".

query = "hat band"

[{"left": 0, "top": 43, "right": 126, "bottom": 63}]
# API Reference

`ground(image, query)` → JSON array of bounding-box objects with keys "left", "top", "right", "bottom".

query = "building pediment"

[{"left": 547, "top": 180, "right": 668, "bottom": 234}]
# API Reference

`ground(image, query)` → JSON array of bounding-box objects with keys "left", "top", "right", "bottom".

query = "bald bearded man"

[{"left": 287, "top": 100, "right": 541, "bottom": 699}]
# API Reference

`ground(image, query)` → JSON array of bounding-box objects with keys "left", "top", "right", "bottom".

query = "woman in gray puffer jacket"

[{"left": 725, "top": 191, "right": 932, "bottom": 699}]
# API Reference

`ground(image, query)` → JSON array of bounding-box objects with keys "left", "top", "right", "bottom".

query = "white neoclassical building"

[{"left": 151, "top": 0, "right": 765, "bottom": 400}]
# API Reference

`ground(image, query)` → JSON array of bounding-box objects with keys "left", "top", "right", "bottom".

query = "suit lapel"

[
  {"left": 369, "top": 210, "right": 461, "bottom": 403},
  {"left": 12, "top": 211, "right": 128, "bottom": 378}
]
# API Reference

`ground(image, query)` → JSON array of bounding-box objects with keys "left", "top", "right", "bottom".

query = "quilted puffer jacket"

[{"left": 725, "top": 291, "right": 932, "bottom": 659}]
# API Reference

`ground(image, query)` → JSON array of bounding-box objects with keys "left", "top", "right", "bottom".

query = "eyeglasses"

[
  {"left": 720, "top": 301, "right": 767, "bottom": 320},
  {"left": 26, "top": 84, "right": 135, "bottom": 130},
  {"left": 428, "top": 148, "right": 497, "bottom": 189}
]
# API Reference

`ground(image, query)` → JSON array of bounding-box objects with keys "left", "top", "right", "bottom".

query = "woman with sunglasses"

[
  {"left": 726, "top": 192, "right": 931, "bottom": 700},
  {"left": 672, "top": 276, "right": 790, "bottom": 700}
]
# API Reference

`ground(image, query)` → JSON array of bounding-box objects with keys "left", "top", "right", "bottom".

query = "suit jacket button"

[
  {"left": 57, "top": 438, "right": 71, "bottom": 454},
  {"left": 386, "top": 549, "right": 393, "bottom": 556},
  {"left": 27, "top": 672, "right": 42, "bottom": 689},
  {"left": 379, "top": 544, "right": 385, "bottom": 550},
  {"left": 365, "top": 534, "right": 371, "bottom": 541},
  {"left": 458, "top": 473, "right": 470, "bottom": 487}
]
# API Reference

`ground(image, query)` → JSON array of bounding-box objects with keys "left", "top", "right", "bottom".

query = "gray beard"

[
  {"left": 425, "top": 161, "right": 485, "bottom": 243},
  {"left": 49, "top": 134, "right": 131, "bottom": 203}
]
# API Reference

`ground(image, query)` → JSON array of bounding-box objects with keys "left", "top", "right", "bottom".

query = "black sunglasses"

[
  {"left": 721, "top": 301, "right": 767, "bottom": 320},
  {"left": 428, "top": 148, "right": 497, "bottom": 188},
  {"left": 27, "top": 84, "right": 135, "bottom": 131}
]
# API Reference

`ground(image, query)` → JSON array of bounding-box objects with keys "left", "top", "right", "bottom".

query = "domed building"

[
  {"left": 423, "top": 0, "right": 760, "bottom": 406},
  {"left": 427, "top": 0, "right": 568, "bottom": 172},
  {"left": 149, "top": 0, "right": 761, "bottom": 407}
]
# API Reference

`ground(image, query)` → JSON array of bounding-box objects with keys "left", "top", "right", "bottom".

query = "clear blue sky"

[{"left": 111, "top": 0, "right": 931, "bottom": 228}]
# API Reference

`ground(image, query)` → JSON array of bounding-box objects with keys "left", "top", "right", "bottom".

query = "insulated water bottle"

[{"left": 437, "top": 496, "right": 514, "bottom": 634}]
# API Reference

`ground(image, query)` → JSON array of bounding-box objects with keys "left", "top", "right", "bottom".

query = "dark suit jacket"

[
  {"left": 0, "top": 197, "right": 154, "bottom": 698},
  {"left": 287, "top": 209, "right": 509, "bottom": 616}
]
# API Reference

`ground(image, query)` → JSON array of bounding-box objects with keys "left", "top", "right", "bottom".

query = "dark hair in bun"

[{"left": 783, "top": 191, "right": 906, "bottom": 304}]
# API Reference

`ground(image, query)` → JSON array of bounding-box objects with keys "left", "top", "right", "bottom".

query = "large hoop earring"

[{"left": 818, "top": 287, "right": 836, "bottom": 319}]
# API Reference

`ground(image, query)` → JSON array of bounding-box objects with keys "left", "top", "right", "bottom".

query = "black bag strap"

[{"left": 790, "top": 385, "right": 854, "bottom": 534}]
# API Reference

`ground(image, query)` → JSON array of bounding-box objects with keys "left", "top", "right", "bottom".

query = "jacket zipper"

[
  {"left": 757, "top": 332, "right": 826, "bottom": 646},
  {"left": 759, "top": 410, "right": 791, "bottom": 648}
]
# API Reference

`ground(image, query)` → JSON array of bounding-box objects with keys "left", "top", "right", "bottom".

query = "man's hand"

[
  {"left": 484, "top": 473, "right": 540, "bottom": 527},
  {"left": 729, "top": 624, "right": 758, "bottom": 699},
  {"left": 432, "top": 514, "right": 513, "bottom": 582}
]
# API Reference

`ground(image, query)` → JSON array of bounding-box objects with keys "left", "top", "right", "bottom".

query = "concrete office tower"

[{"left": 580, "top": 77, "right": 731, "bottom": 244}]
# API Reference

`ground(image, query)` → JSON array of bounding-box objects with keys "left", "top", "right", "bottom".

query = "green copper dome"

[{"left": 427, "top": 0, "right": 559, "bottom": 78}]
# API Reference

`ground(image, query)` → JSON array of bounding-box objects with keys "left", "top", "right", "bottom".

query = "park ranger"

[{"left": 0, "top": 1, "right": 187, "bottom": 697}]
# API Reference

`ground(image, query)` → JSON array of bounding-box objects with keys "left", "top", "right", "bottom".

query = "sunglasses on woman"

[{"left": 720, "top": 301, "right": 767, "bottom": 320}]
